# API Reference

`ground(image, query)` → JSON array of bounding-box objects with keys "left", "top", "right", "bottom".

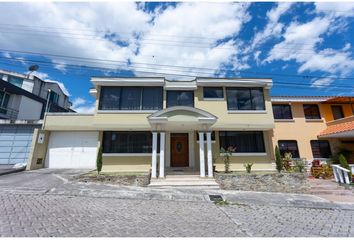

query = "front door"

[{"left": 170, "top": 133, "right": 189, "bottom": 167}]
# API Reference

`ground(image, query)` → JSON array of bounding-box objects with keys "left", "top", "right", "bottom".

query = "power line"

[
  {"left": 1, "top": 48, "right": 354, "bottom": 81},
  {"left": 0, "top": 56, "right": 353, "bottom": 90}
]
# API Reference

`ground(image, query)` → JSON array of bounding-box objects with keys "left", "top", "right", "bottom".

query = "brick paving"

[{"left": 0, "top": 169, "right": 353, "bottom": 237}]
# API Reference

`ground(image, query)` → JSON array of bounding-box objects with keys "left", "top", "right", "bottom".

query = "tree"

[
  {"left": 97, "top": 146, "right": 103, "bottom": 174},
  {"left": 275, "top": 146, "right": 283, "bottom": 173}
]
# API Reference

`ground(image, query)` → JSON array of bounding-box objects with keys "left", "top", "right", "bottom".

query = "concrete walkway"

[{"left": 309, "top": 178, "right": 354, "bottom": 203}]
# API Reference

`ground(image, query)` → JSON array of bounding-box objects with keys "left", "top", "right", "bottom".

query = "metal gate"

[{"left": 0, "top": 124, "right": 40, "bottom": 164}]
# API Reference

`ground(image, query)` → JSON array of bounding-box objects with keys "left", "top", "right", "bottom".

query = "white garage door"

[{"left": 45, "top": 131, "right": 98, "bottom": 169}]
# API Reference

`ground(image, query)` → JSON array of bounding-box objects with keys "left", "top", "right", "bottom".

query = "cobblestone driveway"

[{"left": 0, "top": 169, "right": 353, "bottom": 237}]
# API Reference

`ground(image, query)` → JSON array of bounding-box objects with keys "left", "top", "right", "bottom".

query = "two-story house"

[
  {"left": 0, "top": 69, "right": 73, "bottom": 165},
  {"left": 271, "top": 96, "right": 354, "bottom": 164},
  {"left": 28, "top": 77, "right": 275, "bottom": 177}
]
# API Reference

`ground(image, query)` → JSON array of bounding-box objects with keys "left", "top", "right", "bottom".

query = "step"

[
  {"left": 309, "top": 190, "right": 354, "bottom": 196},
  {"left": 148, "top": 181, "right": 219, "bottom": 187}
]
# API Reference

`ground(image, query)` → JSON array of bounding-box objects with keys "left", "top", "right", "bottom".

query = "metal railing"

[
  {"left": 0, "top": 106, "right": 19, "bottom": 120},
  {"left": 332, "top": 164, "right": 352, "bottom": 184}
]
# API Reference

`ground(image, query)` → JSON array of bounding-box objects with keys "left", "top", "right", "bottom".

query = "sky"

[{"left": 0, "top": 2, "right": 353, "bottom": 113}]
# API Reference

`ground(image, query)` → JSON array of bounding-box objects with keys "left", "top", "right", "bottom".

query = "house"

[
  {"left": 28, "top": 77, "right": 275, "bottom": 177},
  {"left": 271, "top": 96, "right": 354, "bottom": 164},
  {"left": 0, "top": 69, "right": 73, "bottom": 165}
]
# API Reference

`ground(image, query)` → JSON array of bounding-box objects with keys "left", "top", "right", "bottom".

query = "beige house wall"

[
  {"left": 272, "top": 102, "right": 328, "bottom": 161},
  {"left": 26, "top": 129, "right": 50, "bottom": 170}
]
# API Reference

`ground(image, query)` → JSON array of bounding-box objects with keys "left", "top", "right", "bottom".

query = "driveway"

[{"left": 0, "top": 169, "right": 353, "bottom": 237}]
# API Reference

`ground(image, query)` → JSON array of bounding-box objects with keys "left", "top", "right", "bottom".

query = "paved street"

[{"left": 0, "top": 169, "right": 353, "bottom": 237}]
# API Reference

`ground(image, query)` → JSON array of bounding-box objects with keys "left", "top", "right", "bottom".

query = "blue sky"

[{"left": 0, "top": 2, "right": 353, "bottom": 112}]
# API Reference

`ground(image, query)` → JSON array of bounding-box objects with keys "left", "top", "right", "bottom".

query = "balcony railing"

[{"left": 0, "top": 106, "right": 19, "bottom": 120}]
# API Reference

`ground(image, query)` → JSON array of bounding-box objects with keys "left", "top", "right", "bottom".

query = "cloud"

[
  {"left": 315, "top": 2, "right": 354, "bottom": 17},
  {"left": 251, "top": 2, "right": 293, "bottom": 50},
  {"left": 71, "top": 97, "right": 95, "bottom": 113}
]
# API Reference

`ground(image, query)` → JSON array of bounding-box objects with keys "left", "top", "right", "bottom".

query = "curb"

[{"left": 0, "top": 167, "right": 25, "bottom": 176}]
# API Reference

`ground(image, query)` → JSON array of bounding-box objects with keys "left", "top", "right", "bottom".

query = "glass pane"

[
  {"left": 226, "top": 89, "right": 238, "bottom": 110},
  {"left": 120, "top": 87, "right": 141, "bottom": 110},
  {"left": 236, "top": 89, "right": 252, "bottom": 110},
  {"left": 304, "top": 104, "right": 321, "bottom": 119},
  {"left": 203, "top": 87, "right": 223, "bottom": 99},
  {"left": 102, "top": 131, "right": 152, "bottom": 153},
  {"left": 219, "top": 131, "right": 265, "bottom": 152},
  {"left": 331, "top": 106, "right": 344, "bottom": 120},
  {"left": 9, "top": 76, "right": 23, "bottom": 88},
  {"left": 142, "top": 87, "right": 163, "bottom": 110},
  {"left": 99, "top": 87, "right": 121, "bottom": 110},
  {"left": 250, "top": 88, "right": 265, "bottom": 110},
  {"left": 278, "top": 140, "right": 299, "bottom": 158},
  {"left": 167, "top": 91, "right": 194, "bottom": 107},
  {"left": 273, "top": 105, "right": 292, "bottom": 119}
]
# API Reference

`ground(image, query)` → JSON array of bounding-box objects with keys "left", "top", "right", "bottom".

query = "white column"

[
  {"left": 151, "top": 132, "right": 157, "bottom": 178},
  {"left": 206, "top": 132, "right": 213, "bottom": 177},
  {"left": 159, "top": 132, "right": 165, "bottom": 178},
  {"left": 199, "top": 132, "right": 205, "bottom": 177}
]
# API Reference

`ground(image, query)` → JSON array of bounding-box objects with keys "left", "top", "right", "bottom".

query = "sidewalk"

[{"left": 0, "top": 164, "right": 25, "bottom": 176}]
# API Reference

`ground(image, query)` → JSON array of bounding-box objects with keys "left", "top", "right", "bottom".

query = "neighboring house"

[
  {"left": 271, "top": 96, "right": 354, "bottom": 164},
  {"left": 0, "top": 69, "right": 73, "bottom": 165},
  {"left": 28, "top": 77, "right": 275, "bottom": 177}
]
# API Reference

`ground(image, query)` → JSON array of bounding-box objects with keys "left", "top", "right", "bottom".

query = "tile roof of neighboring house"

[
  {"left": 271, "top": 96, "right": 354, "bottom": 103},
  {"left": 318, "top": 121, "right": 354, "bottom": 137}
]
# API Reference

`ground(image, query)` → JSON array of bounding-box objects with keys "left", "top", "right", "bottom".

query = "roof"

[
  {"left": 318, "top": 121, "right": 354, "bottom": 138},
  {"left": 271, "top": 95, "right": 354, "bottom": 103}
]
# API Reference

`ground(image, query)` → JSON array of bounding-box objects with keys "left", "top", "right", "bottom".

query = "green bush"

[
  {"left": 243, "top": 163, "right": 253, "bottom": 173},
  {"left": 339, "top": 154, "right": 352, "bottom": 182},
  {"left": 97, "top": 146, "right": 103, "bottom": 174},
  {"left": 293, "top": 159, "right": 305, "bottom": 173},
  {"left": 275, "top": 146, "right": 283, "bottom": 173}
]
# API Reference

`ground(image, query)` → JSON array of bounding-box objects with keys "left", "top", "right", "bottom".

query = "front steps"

[
  {"left": 149, "top": 174, "right": 219, "bottom": 187},
  {"left": 308, "top": 178, "right": 354, "bottom": 196}
]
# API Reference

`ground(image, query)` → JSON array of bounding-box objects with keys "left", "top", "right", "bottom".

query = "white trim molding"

[
  {"left": 103, "top": 153, "right": 153, "bottom": 157},
  {"left": 228, "top": 110, "right": 267, "bottom": 114}
]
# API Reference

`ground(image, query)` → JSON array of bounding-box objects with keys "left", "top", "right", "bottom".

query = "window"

[
  {"left": 0, "top": 90, "right": 10, "bottom": 114},
  {"left": 311, "top": 140, "right": 331, "bottom": 158},
  {"left": 303, "top": 104, "right": 321, "bottom": 119},
  {"left": 48, "top": 90, "right": 59, "bottom": 105},
  {"left": 272, "top": 104, "right": 293, "bottom": 119},
  {"left": 219, "top": 131, "right": 265, "bottom": 153},
  {"left": 8, "top": 76, "right": 23, "bottom": 88},
  {"left": 99, "top": 86, "right": 163, "bottom": 111},
  {"left": 331, "top": 105, "right": 344, "bottom": 120},
  {"left": 226, "top": 88, "right": 265, "bottom": 110},
  {"left": 167, "top": 91, "right": 194, "bottom": 108},
  {"left": 103, "top": 131, "right": 155, "bottom": 153},
  {"left": 196, "top": 131, "right": 216, "bottom": 142},
  {"left": 278, "top": 140, "right": 300, "bottom": 158},
  {"left": 203, "top": 87, "right": 224, "bottom": 99}
]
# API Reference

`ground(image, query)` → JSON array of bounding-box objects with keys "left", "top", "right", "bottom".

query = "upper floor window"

[
  {"left": 203, "top": 87, "right": 224, "bottom": 99},
  {"left": 272, "top": 104, "right": 292, "bottom": 119},
  {"left": 226, "top": 87, "right": 265, "bottom": 110},
  {"left": 167, "top": 91, "right": 194, "bottom": 108},
  {"left": 48, "top": 90, "right": 59, "bottom": 105},
  {"left": 303, "top": 104, "right": 321, "bottom": 119},
  {"left": 99, "top": 86, "right": 163, "bottom": 111},
  {"left": 278, "top": 140, "right": 300, "bottom": 158},
  {"left": 310, "top": 140, "right": 331, "bottom": 158},
  {"left": 219, "top": 131, "right": 265, "bottom": 153},
  {"left": 331, "top": 105, "right": 344, "bottom": 120},
  {"left": 8, "top": 76, "right": 23, "bottom": 88},
  {"left": 0, "top": 90, "right": 10, "bottom": 114}
]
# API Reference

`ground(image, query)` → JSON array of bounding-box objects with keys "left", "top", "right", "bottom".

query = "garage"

[
  {"left": 45, "top": 131, "right": 98, "bottom": 169},
  {"left": 0, "top": 124, "right": 40, "bottom": 165}
]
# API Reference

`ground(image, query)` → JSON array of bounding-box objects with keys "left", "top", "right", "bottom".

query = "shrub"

[
  {"left": 339, "top": 154, "right": 352, "bottom": 182},
  {"left": 243, "top": 163, "right": 253, "bottom": 173},
  {"left": 97, "top": 146, "right": 103, "bottom": 174},
  {"left": 220, "top": 146, "right": 235, "bottom": 173},
  {"left": 275, "top": 146, "right": 283, "bottom": 173},
  {"left": 293, "top": 159, "right": 305, "bottom": 173},
  {"left": 283, "top": 152, "right": 293, "bottom": 172}
]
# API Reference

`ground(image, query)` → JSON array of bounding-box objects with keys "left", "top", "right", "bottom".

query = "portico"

[{"left": 148, "top": 106, "right": 217, "bottom": 178}]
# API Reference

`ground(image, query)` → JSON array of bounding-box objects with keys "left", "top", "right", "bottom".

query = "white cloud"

[
  {"left": 71, "top": 97, "right": 95, "bottom": 113},
  {"left": 251, "top": 2, "right": 293, "bottom": 50},
  {"left": 315, "top": 2, "right": 354, "bottom": 17},
  {"left": 131, "top": 2, "right": 251, "bottom": 77}
]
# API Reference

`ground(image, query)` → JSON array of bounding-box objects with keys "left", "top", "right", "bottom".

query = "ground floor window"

[
  {"left": 219, "top": 131, "right": 265, "bottom": 153},
  {"left": 310, "top": 140, "right": 331, "bottom": 158},
  {"left": 278, "top": 140, "right": 300, "bottom": 158},
  {"left": 103, "top": 131, "right": 154, "bottom": 153}
]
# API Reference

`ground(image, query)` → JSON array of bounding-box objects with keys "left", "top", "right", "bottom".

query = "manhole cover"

[{"left": 209, "top": 195, "right": 223, "bottom": 202}]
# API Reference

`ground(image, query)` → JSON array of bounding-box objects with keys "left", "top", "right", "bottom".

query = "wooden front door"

[{"left": 170, "top": 133, "right": 189, "bottom": 167}]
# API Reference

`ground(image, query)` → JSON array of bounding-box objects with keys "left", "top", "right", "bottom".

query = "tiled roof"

[{"left": 319, "top": 121, "right": 354, "bottom": 137}]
